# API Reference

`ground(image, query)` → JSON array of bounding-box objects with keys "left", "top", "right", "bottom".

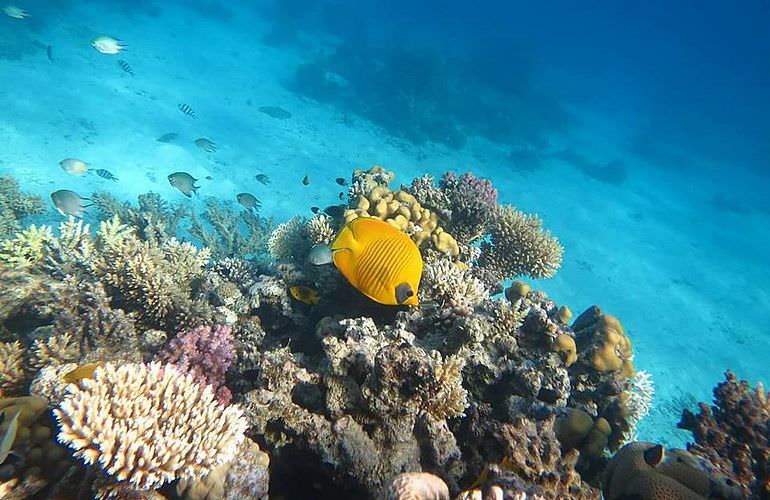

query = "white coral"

[{"left": 55, "top": 362, "right": 246, "bottom": 491}]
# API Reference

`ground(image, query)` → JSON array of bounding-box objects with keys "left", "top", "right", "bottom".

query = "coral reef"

[
  {"left": 156, "top": 324, "right": 235, "bottom": 405},
  {"left": 678, "top": 371, "right": 769, "bottom": 499},
  {"left": 477, "top": 205, "right": 563, "bottom": 281},
  {"left": 385, "top": 472, "right": 450, "bottom": 500},
  {"left": 55, "top": 362, "right": 247, "bottom": 492},
  {"left": 0, "top": 176, "right": 45, "bottom": 240},
  {"left": 602, "top": 442, "right": 743, "bottom": 500},
  {"left": 189, "top": 197, "right": 271, "bottom": 259}
]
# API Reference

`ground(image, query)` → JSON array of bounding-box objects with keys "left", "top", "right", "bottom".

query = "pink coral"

[{"left": 156, "top": 324, "right": 234, "bottom": 404}]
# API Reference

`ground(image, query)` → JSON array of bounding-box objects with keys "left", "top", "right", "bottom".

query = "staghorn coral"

[
  {"left": 602, "top": 442, "right": 743, "bottom": 500},
  {"left": 678, "top": 371, "right": 770, "bottom": 499},
  {"left": 477, "top": 205, "right": 563, "bottom": 282},
  {"left": 0, "top": 176, "right": 45, "bottom": 240},
  {"left": 624, "top": 370, "right": 655, "bottom": 442},
  {"left": 91, "top": 191, "right": 189, "bottom": 245},
  {"left": 0, "top": 224, "right": 54, "bottom": 269},
  {"left": 155, "top": 324, "right": 235, "bottom": 405},
  {"left": 189, "top": 197, "right": 271, "bottom": 259},
  {"left": 55, "top": 362, "right": 247, "bottom": 492},
  {"left": 27, "top": 329, "right": 80, "bottom": 372},
  {"left": 419, "top": 259, "right": 488, "bottom": 317},
  {"left": 0, "top": 340, "right": 25, "bottom": 396},
  {"left": 91, "top": 216, "right": 212, "bottom": 328}
]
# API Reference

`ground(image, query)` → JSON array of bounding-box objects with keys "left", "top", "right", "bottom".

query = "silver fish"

[
  {"left": 50, "top": 189, "right": 90, "bottom": 217},
  {"left": 168, "top": 171, "right": 199, "bottom": 197},
  {"left": 308, "top": 244, "right": 332, "bottom": 265},
  {"left": 0, "top": 409, "right": 20, "bottom": 464}
]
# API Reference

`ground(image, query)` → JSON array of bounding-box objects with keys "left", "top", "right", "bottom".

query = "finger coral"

[
  {"left": 55, "top": 362, "right": 247, "bottom": 492},
  {"left": 678, "top": 371, "right": 769, "bottom": 499},
  {"left": 477, "top": 205, "right": 563, "bottom": 281}
]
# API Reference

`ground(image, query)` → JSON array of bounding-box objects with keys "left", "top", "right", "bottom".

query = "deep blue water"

[{"left": 1, "top": 0, "right": 768, "bottom": 449}]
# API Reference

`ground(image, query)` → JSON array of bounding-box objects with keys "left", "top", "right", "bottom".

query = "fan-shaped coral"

[{"left": 55, "top": 362, "right": 247, "bottom": 491}]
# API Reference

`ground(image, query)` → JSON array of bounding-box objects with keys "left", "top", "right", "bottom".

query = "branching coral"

[
  {"left": 267, "top": 215, "right": 312, "bottom": 262},
  {"left": 678, "top": 371, "right": 770, "bottom": 498},
  {"left": 439, "top": 172, "right": 498, "bottom": 243},
  {"left": 307, "top": 214, "right": 336, "bottom": 245},
  {"left": 0, "top": 340, "right": 25, "bottom": 396},
  {"left": 91, "top": 216, "right": 212, "bottom": 328},
  {"left": 55, "top": 362, "right": 247, "bottom": 492},
  {"left": 155, "top": 324, "right": 235, "bottom": 405},
  {"left": 190, "top": 197, "right": 271, "bottom": 259},
  {"left": 0, "top": 175, "right": 45, "bottom": 240},
  {"left": 477, "top": 205, "right": 563, "bottom": 281}
]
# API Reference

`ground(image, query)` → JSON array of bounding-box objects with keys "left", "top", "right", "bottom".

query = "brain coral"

[{"left": 55, "top": 362, "right": 247, "bottom": 491}]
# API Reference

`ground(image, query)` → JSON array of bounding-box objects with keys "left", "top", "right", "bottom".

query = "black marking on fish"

[
  {"left": 323, "top": 205, "right": 346, "bottom": 218},
  {"left": 178, "top": 103, "right": 196, "bottom": 119},
  {"left": 46, "top": 45, "right": 53, "bottom": 62},
  {"left": 157, "top": 132, "right": 178, "bottom": 143},
  {"left": 118, "top": 59, "right": 134, "bottom": 76},
  {"left": 94, "top": 169, "right": 118, "bottom": 181}
]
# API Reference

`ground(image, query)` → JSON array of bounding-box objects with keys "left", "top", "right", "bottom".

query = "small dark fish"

[
  {"left": 94, "top": 168, "right": 118, "bottom": 181},
  {"left": 335, "top": 177, "right": 347, "bottom": 186},
  {"left": 338, "top": 192, "right": 345, "bottom": 200},
  {"left": 157, "top": 132, "right": 178, "bottom": 143},
  {"left": 323, "top": 204, "right": 346, "bottom": 218},
  {"left": 311, "top": 206, "right": 320, "bottom": 214},
  {"left": 178, "top": 103, "right": 196, "bottom": 119},
  {"left": 236, "top": 192, "right": 261, "bottom": 210},
  {"left": 255, "top": 173, "right": 270, "bottom": 185},
  {"left": 194, "top": 137, "right": 216, "bottom": 153},
  {"left": 46, "top": 45, "right": 53, "bottom": 62},
  {"left": 302, "top": 175, "right": 310, "bottom": 186},
  {"left": 258, "top": 105, "right": 292, "bottom": 120},
  {"left": 205, "top": 175, "right": 213, "bottom": 180},
  {"left": 168, "top": 171, "right": 199, "bottom": 197},
  {"left": 118, "top": 59, "right": 134, "bottom": 76}
]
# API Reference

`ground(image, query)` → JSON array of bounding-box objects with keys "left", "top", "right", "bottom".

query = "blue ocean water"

[{"left": 1, "top": 0, "right": 767, "bottom": 453}]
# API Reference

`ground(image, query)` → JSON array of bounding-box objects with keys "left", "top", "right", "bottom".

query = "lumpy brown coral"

[{"left": 55, "top": 362, "right": 247, "bottom": 492}]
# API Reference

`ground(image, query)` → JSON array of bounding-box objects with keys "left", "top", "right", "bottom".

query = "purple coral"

[
  {"left": 678, "top": 370, "right": 770, "bottom": 499},
  {"left": 156, "top": 324, "right": 234, "bottom": 405},
  {"left": 440, "top": 172, "right": 499, "bottom": 242}
]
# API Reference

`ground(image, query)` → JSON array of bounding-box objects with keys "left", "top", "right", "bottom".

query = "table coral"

[
  {"left": 55, "top": 362, "right": 247, "bottom": 492},
  {"left": 678, "top": 371, "right": 770, "bottom": 499}
]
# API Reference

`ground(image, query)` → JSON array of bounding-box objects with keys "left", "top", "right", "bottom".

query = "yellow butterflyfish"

[{"left": 330, "top": 217, "right": 422, "bottom": 306}]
